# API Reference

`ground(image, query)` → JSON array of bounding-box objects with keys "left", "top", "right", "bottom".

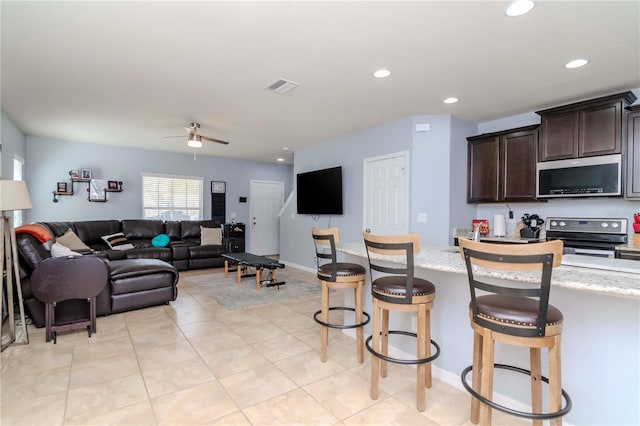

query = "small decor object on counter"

[
  {"left": 520, "top": 213, "right": 544, "bottom": 239},
  {"left": 634, "top": 213, "right": 640, "bottom": 247},
  {"left": 493, "top": 214, "right": 506, "bottom": 237},
  {"left": 472, "top": 219, "right": 489, "bottom": 236}
]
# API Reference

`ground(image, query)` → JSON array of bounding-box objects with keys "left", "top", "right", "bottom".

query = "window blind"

[{"left": 142, "top": 173, "right": 203, "bottom": 221}]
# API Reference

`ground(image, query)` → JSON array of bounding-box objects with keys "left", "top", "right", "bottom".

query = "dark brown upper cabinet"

[
  {"left": 467, "top": 125, "right": 539, "bottom": 203},
  {"left": 537, "top": 91, "right": 637, "bottom": 162},
  {"left": 626, "top": 104, "right": 640, "bottom": 199}
]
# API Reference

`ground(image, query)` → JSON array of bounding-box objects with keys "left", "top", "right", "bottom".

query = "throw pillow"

[
  {"left": 200, "top": 226, "right": 222, "bottom": 245},
  {"left": 50, "top": 242, "right": 82, "bottom": 257},
  {"left": 15, "top": 224, "right": 53, "bottom": 243},
  {"left": 101, "top": 232, "right": 135, "bottom": 251},
  {"left": 56, "top": 228, "right": 91, "bottom": 251},
  {"left": 151, "top": 233, "right": 170, "bottom": 247}
]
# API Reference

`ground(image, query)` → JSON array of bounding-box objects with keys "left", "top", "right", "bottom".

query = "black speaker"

[{"left": 224, "top": 223, "right": 245, "bottom": 253}]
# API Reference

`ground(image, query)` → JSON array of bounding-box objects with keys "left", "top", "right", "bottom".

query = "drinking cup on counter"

[{"left": 493, "top": 214, "right": 506, "bottom": 237}]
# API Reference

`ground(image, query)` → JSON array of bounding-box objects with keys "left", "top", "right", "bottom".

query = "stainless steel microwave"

[{"left": 537, "top": 154, "right": 622, "bottom": 198}]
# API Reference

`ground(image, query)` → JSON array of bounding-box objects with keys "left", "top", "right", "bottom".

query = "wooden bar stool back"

[
  {"left": 311, "top": 227, "right": 370, "bottom": 363},
  {"left": 458, "top": 238, "right": 572, "bottom": 426},
  {"left": 362, "top": 232, "right": 440, "bottom": 412}
]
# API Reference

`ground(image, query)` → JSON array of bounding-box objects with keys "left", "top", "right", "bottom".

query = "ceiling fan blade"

[
  {"left": 200, "top": 135, "right": 230, "bottom": 145},
  {"left": 164, "top": 135, "right": 185, "bottom": 139}
]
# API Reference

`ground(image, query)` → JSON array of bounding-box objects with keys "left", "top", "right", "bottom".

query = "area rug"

[{"left": 184, "top": 269, "right": 322, "bottom": 310}]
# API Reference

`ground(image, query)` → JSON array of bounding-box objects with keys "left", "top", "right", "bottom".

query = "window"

[
  {"left": 142, "top": 173, "right": 203, "bottom": 221},
  {"left": 13, "top": 156, "right": 24, "bottom": 227}
]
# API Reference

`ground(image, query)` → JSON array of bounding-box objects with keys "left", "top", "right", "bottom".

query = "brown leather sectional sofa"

[{"left": 16, "top": 219, "right": 229, "bottom": 328}]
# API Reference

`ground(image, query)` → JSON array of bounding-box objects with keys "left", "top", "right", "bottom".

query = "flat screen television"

[{"left": 296, "top": 166, "right": 343, "bottom": 215}]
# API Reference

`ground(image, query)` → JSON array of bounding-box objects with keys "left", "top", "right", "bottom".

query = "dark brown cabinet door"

[
  {"left": 467, "top": 136, "right": 500, "bottom": 202},
  {"left": 538, "top": 92, "right": 636, "bottom": 161},
  {"left": 580, "top": 101, "right": 622, "bottom": 157},
  {"left": 467, "top": 125, "right": 539, "bottom": 203},
  {"left": 502, "top": 128, "right": 538, "bottom": 200},
  {"left": 627, "top": 105, "right": 640, "bottom": 199},
  {"left": 539, "top": 110, "right": 578, "bottom": 161}
]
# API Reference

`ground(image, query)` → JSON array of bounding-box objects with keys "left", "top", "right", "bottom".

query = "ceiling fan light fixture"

[{"left": 187, "top": 134, "right": 203, "bottom": 148}]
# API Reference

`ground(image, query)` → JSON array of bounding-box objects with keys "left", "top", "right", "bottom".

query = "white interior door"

[
  {"left": 250, "top": 180, "right": 284, "bottom": 255},
  {"left": 363, "top": 151, "right": 409, "bottom": 235}
]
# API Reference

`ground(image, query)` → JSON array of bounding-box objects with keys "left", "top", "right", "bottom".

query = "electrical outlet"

[{"left": 411, "top": 315, "right": 417, "bottom": 332}]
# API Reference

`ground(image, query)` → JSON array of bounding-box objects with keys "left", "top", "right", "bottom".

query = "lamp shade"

[{"left": 0, "top": 180, "right": 33, "bottom": 211}]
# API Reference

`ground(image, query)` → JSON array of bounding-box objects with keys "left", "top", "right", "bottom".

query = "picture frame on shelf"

[
  {"left": 57, "top": 182, "right": 68, "bottom": 193},
  {"left": 81, "top": 169, "right": 92, "bottom": 180},
  {"left": 88, "top": 179, "right": 107, "bottom": 201},
  {"left": 69, "top": 170, "right": 79, "bottom": 179},
  {"left": 108, "top": 180, "right": 118, "bottom": 190}
]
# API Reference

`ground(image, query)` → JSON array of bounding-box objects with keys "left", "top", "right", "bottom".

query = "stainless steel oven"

[{"left": 545, "top": 217, "right": 628, "bottom": 258}]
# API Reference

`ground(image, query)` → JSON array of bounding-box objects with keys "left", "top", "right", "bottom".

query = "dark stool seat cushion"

[
  {"left": 475, "top": 295, "right": 563, "bottom": 327},
  {"left": 372, "top": 276, "right": 435, "bottom": 297},
  {"left": 318, "top": 262, "right": 366, "bottom": 280}
]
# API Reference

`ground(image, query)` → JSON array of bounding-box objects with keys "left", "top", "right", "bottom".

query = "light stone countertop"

[{"left": 338, "top": 242, "right": 640, "bottom": 299}]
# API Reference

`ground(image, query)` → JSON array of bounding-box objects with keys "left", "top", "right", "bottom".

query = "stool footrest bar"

[
  {"left": 461, "top": 363, "right": 572, "bottom": 420},
  {"left": 313, "top": 307, "right": 371, "bottom": 330},
  {"left": 365, "top": 331, "right": 441, "bottom": 365}
]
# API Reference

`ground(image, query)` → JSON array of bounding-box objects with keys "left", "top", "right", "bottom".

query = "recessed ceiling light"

[
  {"left": 505, "top": 0, "right": 535, "bottom": 17},
  {"left": 277, "top": 158, "right": 284, "bottom": 162},
  {"left": 565, "top": 59, "right": 589, "bottom": 69},
  {"left": 444, "top": 97, "right": 459, "bottom": 104},
  {"left": 282, "top": 146, "right": 289, "bottom": 151},
  {"left": 374, "top": 69, "right": 391, "bottom": 78}
]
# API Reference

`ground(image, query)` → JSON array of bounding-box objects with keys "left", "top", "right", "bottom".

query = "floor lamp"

[{"left": 1, "top": 180, "right": 32, "bottom": 351}]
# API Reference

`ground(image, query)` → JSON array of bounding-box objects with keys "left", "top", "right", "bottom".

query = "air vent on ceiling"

[{"left": 266, "top": 78, "right": 299, "bottom": 95}]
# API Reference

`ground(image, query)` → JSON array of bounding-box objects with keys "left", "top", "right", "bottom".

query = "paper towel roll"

[{"left": 493, "top": 214, "right": 506, "bottom": 237}]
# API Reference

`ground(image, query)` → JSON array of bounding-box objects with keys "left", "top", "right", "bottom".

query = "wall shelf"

[{"left": 52, "top": 172, "right": 123, "bottom": 203}]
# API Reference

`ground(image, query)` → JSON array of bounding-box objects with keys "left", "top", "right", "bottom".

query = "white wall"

[
  {"left": 1, "top": 110, "right": 26, "bottom": 180},
  {"left": 25, "top": 136, "right": 293, "bottom": 248},
  {"left": 280, "top": 114, "right": 473, "bottom": 270}
]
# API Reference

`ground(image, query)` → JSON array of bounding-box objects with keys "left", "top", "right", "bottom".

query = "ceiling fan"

[{"left": 165, "top": 123, "right": 230, "bottom": 148}]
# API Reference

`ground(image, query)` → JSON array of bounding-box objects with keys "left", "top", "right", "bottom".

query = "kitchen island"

[{"left": 337, "top": 242, "right": 639, "bottom": 426}]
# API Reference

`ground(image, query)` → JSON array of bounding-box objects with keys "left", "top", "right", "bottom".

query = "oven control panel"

[{"left": 546, "top": 217, "right": 627, "bottom": 234}]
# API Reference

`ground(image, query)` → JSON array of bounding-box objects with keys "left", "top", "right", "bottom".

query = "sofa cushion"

[
  {"left": 73, "top": 220, "right": 121, "bottom": 246},
  {"left": 16, "top": 233, "right": 51, "bottom": 269},
  {"left": 201, "top": 226, "right": 222, "bottom": 245},
  {"left": 122, "top": 220, "right": 165, "bottom": 240},
  {"left": 180, "top": 220, "right": 220, "bottom": 240},
  {"left": 50, "top": 242, "right": 82, "bottom": 257},
  {"left": 102, "top": 232, "right": 135, "bottom": 251},
  {"left": 39, "top": 222, "right": 75, "bottom": 238},
  {"left": 109, "top": 259, "right": 178, "bottom": 295},
  {"left": 56, "top": 228, "right": 91, "bottom": 251},
  {"left": 165, "top": 221, "right": 181, "bottom": 240},
  {"left": 189, "top": 244, "right": 225, "bottom": 259},
  {"left": 125, "top": 247, "right": 172, "bottom": 262}
]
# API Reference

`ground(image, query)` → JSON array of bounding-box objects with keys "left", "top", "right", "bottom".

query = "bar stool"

[
  {"left": 311, "top": 227, "right": 370, "bottom": 363},
  {"left": 458, "top": 238, "right": 572, "bottom": 425},
  {"left": 362, "top": 232, "right": 440, "bottom": 412}
]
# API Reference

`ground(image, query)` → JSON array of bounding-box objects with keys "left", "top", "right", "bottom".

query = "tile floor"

[{"left": 1, "top": 267, "right": 529, "bottom": 425}]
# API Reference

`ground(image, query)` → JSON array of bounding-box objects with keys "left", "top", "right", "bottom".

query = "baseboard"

[{"left": 281, "top": 261, "right": 316, "bottom": 274}]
